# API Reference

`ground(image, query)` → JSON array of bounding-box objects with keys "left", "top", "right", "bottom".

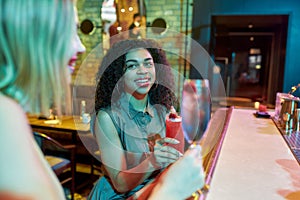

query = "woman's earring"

[
  {"left": 152, "top": 80, "right": 158, "bottom": 89},
  {"left": 115, "top": 84, "right": 121, "bottom": 94}
]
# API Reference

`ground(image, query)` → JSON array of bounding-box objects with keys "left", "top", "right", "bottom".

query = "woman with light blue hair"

[{"left": 0, "top": 0, "right": 85, "bottom": 199}]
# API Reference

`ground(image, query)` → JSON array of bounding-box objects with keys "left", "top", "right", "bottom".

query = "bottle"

[{"left": 80, "top": 100, "right": 86, "bottom": 120}]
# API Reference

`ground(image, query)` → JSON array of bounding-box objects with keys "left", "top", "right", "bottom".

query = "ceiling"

[
  {"left": 212, "top": 15, "right": 288, "bottom": 36},
  {"left": 212, "top": 15, "right": 289, "bottom": 53},
  {"left": 212, "top": 15, "right": 288, "bottom": 31}
]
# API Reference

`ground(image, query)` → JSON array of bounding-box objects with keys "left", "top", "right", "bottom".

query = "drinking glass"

[
  {"left": 180, "top": 79, "right": 212, "bottom": 147},
  {"left": 165, "top": 114, "right": 185, "bottom": 154},
  {"left": 49, "top": 106, "right": 62, "bottom": 125},
  {"left": 274, "top": 92, "right": 292, "bottom": 120},
  {"left": 180, "top": 79, "right": 212, "bottom": 197}
]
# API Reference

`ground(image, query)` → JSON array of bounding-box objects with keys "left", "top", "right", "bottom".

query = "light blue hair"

[{"left": 0, "top": 0, "right": 75, "bottom": 114}]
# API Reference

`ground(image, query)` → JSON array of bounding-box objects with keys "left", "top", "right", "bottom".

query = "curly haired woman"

[{"left": 88, "top": 38, "right": 186, "bottom": 199}]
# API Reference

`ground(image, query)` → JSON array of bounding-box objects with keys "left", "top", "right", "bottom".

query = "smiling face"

[
  {"left": 68, "top": 7, "right": 86, "bottom": 74},
  {"left": 123, "top": 48, "right": 156, "bottom": 99}
]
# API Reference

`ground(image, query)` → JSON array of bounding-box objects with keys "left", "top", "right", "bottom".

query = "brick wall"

[
  {"left": 73, "top": 0, "right": 193, "bottom": 91},
  {"left": 73, "top": 0, "right": 103, "bottom": 85}
]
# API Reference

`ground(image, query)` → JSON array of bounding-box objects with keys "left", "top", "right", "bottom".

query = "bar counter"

[{"left": 206, "top": 108, "right": 300, "bottom": 200}]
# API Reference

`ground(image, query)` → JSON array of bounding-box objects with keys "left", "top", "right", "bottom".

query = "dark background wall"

[{"left": 192, "top": 0, "right": 300, "bottom": 97}]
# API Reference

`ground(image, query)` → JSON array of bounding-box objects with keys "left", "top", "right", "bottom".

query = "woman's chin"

[{"left": 130, "top": 88, "right": 150, "bottom": 98}]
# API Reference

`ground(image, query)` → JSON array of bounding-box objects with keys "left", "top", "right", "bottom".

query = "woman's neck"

[{"left": 125, "top": 92, "right": 148, "bottom": 112}]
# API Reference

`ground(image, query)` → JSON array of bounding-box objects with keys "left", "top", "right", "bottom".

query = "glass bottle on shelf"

[{"left": 80, "top": 100, "right": 86, "bottom": 120}]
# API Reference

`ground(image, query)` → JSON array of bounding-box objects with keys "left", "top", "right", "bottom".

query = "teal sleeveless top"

[{"left": 88, "top": 93, "right": 167, "bottom": 199}]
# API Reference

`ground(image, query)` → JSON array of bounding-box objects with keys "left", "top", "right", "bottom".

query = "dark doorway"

[{"left": 210, "top": 15, "right": 288, "bottom": 105}]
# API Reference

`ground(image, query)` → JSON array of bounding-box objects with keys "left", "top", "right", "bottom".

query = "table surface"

[
  {"left": 206, "top": 108, "right": 300, "bottom": 200},
  {"left": 27, "top": 114, "right": 90, "bottom": 133}
]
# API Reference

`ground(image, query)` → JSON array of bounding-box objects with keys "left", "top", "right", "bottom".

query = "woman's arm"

[
  {"left": 148, "top": 146, "right": 205, "bottom": 200},
  {"left": 130, "top": 146, "right": 205, "bottom": 200},
  {"left": 0, "top": 96, "right": 65, "bottom": 200},
  {"left": 0, "top": 191, "right": 33, "bottom": 200},
  {"left": 94, "top": 110, "right": 181, "bottom": 193}
]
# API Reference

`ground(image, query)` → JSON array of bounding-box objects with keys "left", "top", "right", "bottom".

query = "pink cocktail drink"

[{"left": 166, "top": 116, "right": 185, "bottom": 154}]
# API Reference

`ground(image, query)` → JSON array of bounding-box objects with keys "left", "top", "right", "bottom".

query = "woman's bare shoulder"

[
  {"left": 0, "top": 94, "right": 30, "bottom": 137},
  {"left": 96, "top": 109, "right": 113, "bottom": 121},
  {"left": 0, "top": 94, "right": 25, "bottom": 116},
  {"left": 94, "top": 109, "right": 120, "bottom": 140}
]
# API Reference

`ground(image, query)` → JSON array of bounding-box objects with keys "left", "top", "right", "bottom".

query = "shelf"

[{"left": 272, "top": 118, "right": 300, "bottom": 165}]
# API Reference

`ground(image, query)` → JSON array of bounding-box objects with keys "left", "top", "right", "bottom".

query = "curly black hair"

[{"left": 95, "top": 39, "right": 178, "bottom": 113}]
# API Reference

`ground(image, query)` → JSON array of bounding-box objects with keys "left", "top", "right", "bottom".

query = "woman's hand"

[
  {"left": 152, "top": 137, "right": 183, "bottom": 168},
  {"left": 149, "top": 145, "right": 205, "bottom": 200}
]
